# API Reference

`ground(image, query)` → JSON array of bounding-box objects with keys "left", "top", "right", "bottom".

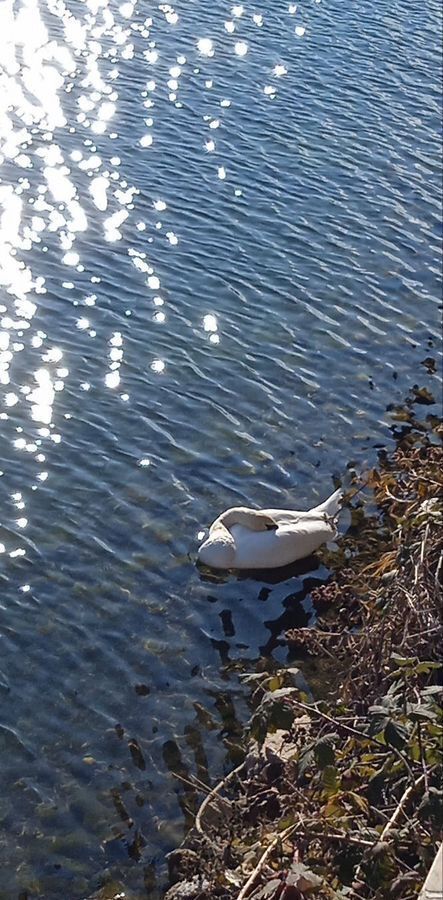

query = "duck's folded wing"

[
  {"left": 261, "top": 509, "right": 305, "bottom": 526},
  {"left": 214, "top": 507, "right": 277, "bottom": 533}
]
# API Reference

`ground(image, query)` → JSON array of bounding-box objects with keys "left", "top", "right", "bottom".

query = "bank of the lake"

[{"left": 163, "top": 393, "right": 442, "bottom": 900}]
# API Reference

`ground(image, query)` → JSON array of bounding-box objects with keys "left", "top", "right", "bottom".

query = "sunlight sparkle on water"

[
  {"left": 234, "top": 41, "right": 248, "bottom": 56},
  {"left": 42, "top": 347, "right": 63, "bottom": 363},
  {"left": 163, "top": 6, "right": 179, "bottom": 25},
  {"left": 62, "top": 251, "right": 80, "bottom": 266},
  {"left": 28, "top": 369, "right": 55, "bottom": 425},
  {"left": 145, "top": 49, "right": 159, "bottom": 64},
  {"left": 197, "top": 38, "right": 214, "bottom": 57},
  {"left": 104, "top": 209, "right": 129, "bottom": 240},
  {"left": 105, "top": 371, "right": 120, "bottom": 389},
  {"left": 203, "top": 314, "right": 218, "bottom": 332}
]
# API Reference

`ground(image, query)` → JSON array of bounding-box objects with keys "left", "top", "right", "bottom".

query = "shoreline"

[{"left": 163, "top": 390, "right": 442, "bottom": 900}]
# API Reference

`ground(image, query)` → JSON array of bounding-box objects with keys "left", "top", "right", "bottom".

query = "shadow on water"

[
  {"left": 197, "top": 553, "right": 322, "bottom": 586},
  {"left": 197, "top": 553, "right": 329, "bottom": 657}
]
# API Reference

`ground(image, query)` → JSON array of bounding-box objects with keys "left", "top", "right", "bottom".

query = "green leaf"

[
  {"left": 322, "top": 797, "right": 346, "bottom": 819},
  {"left": 384, "top": 719, "right": 409, "bottom": 750},
  {"left": 427, "top": 723, "right": 443, "bottom": 737},
  {"left": 250, "top": 713, "right": 268, "bottom": 746},
  {"left": 425, "top": 746, "right": 443, "bottom": 766},
  {"left": 348, "top": 791, "right": 369, "bottom": 814},
  {"left": 386, "top": 679, "right": 404, "bottom": 695},
  {"left": 390, "top": 654, "right": 417, "bottom": 667},
  {"left": 298, "top": 743, "right": 316, "bottom": 777},
  {"left": 286, "top": 862, "right": 323, "bottom": 893},
  {"left": 369, "top": 715, "right": 389, "bottom": 738},
  {"left": 314, "top": 735, "right": 336, "bottom": 770},
  {"left": 421, "top": 685, "right": 443, "bottom": 696},
  {"left": 367, "top": 770, "right": 387, "bottom": 806},
  {"left": 408, "top": 705, "right": 438, "bottom": 722},
  {"left": 322, "top": 765, "right": 340, "bottom": 796},
  {"left": 268, "top": 703, "right": 295, "bottom": 733},
  {"left": 410, "top": 740, "right": 421, "bottom": 762},
  {"left": 253, "top": 879, "right": 282, "bottom": 899},
  {"left": 414, "top": 661, "right": 442, "bottom": 674},
  {"left": 259, "top": 686, "right": 297, "bottom": 708}
]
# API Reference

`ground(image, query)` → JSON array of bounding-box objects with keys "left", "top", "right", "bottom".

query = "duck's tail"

[{"left": 311, "top": 487, "right": 343, "bottom": 519}]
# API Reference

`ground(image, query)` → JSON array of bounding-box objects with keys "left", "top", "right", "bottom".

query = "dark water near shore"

[{"left": 0, "top": 0, "right": 441, "bottom": 895}]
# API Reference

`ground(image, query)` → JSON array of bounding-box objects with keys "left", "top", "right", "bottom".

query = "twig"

[
  {"left": 420, "top": 523, "right": 430, "bottom": 566},
  {"left": 236, "top": 823, "right": 298, "bottom": 900},
  {"left": 287, "top": 697, "right": 416, "bottom": 783},
  {"left": 414, "top": 714, "right": 429, "bottom": 795},
  {"left": 351, "top": 774, "right": 426, "bottom": 895},
  {"left": 236, "top": 823, "right": 377, "bottom": 900},
  {"left": 385, "top": 489, "right": 413, "bottom": 504},
  {"left": 287, "top": 697, "right": 384, "bottom": 746},
  {"left": 195, "top": 761, "right": 245, "bottom": 834},
  {"left": 398, "top": 584, "right": 418, "bottom": 612},
  {"left": 435, "top": 551, "right": 443, "bottom": 587},
  {"left": 282, "top": 827, "right": 375, "bottom": 848},
  {"left": 172, "top": 771, "right": 215, "bottom": 796},
  {"left": 406, "top": 626, "right": 441, "bottom": 640},
  {"left": 344, "top": 479, "right": 370, "bottom": 503},
  {"left": 378, "top": 774, "right": 425, "bottom": 843}
]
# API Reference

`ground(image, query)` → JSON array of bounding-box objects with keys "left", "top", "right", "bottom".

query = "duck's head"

[{"left": 197, "top": 530, "right": 235, "bottom": 569}]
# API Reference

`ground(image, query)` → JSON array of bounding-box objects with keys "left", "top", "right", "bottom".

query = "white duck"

[{"left": 197, "top": 488, "right": 343, "bottom": 570}]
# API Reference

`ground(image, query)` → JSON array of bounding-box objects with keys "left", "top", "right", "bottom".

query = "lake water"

[{"left": 0, "top": 0, "right": 441, "bottom": 896}]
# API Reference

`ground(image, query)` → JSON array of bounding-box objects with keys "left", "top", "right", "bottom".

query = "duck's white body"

[{"left": 197, "top": 489, "right": 343, "bottom": 570}]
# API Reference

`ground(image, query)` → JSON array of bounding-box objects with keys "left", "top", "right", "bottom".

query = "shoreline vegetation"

[{"left": 163, "top": 386, "right": 442, "bottom": 900}]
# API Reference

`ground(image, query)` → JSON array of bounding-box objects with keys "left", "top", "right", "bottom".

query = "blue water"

[{"left": 0, "top": 0, "right": 441, "bottom": 895}]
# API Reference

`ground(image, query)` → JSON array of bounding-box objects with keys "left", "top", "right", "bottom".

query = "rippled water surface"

[{"left": 0, "top": 0, "right": 441, "bottom": 895}]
